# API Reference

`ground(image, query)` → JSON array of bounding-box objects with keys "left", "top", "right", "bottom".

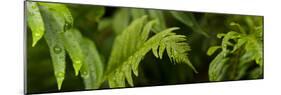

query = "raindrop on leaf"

[
  {"left": 64, "top": 21, "right": 72, "bottom": 32},
  {"left": 53, "top": 45, "right": 62, "bottom": 54}
]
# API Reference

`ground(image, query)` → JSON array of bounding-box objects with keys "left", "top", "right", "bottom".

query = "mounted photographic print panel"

[{"left": 25, "top": 1, "right": 263, "bottom": 94}]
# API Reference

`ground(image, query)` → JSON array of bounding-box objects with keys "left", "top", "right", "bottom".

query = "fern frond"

[
  {"left": 106, "top": 16, "right": 197, "bottom": 88},
  {"left": 208, "top": 17, "right": 263, "bottom": 81}
]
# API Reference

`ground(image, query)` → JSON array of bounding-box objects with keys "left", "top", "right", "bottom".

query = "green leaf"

[
  {"left": 38, "top": 3, "right": 67, "bottom": 90},
  {"left": 106, "top": 16, "right": 197, "bottom": 88},
  {"left": 208, "top": 18, "right": 263, "bottom": 81},
  {"left": 208, "top": 52, "right": 230, "bottom": 81},
  {"left": 207, "top": 46, "right": 221, "bottom": 56},
  {"left": 113, "top": 8, "right": 130, "bottom": 35},
  {"left": 38, "top": 3, "right": 73, "bottom": 26},
  {"left": 38, "top": 2, "right": 85, "bottom": 76},
  {"left": 85, "top": 6, "right": 105, "bottom": 22},
  {"left": 170, "top": 11, "right": 209, "bottom": 37},
  {"left": 27, "top": 2, "right": 45, "bottom": 47},
  {"left": 98, "top": 18, "right": 112, "bottom": 31},
  {"left": 131, "top": 9, "right": 146, "bottom": 20},
  {"left": 80, "top": 37, "right": 104, "bottom": 89},
  {"left": 62, "top": 29, "right": 84, "bottom": 76},
  {"left": 148, "top": 10, "right": 166, "bottom": 32}
]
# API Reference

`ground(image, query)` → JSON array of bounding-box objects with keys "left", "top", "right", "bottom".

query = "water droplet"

[
  {"left": 53, "top": 45, "right": 62, "bottom": 54},
  {"left": 56, "top": 72, "right": 64, "bottom": 77},
  {"left": 35, "top": 33, "right": 40, "bottom": 37},
  {"left": 75, "top": 60, "right": 81, "bottom": 64},
  {"left": 31, "top": 5, "right": 36, "bottom": 9},
  {"left": 64, "top": 21, "right": 72, "bottom": 32},
  {"left": 82, "top": 71, "right": 88, "bottom": 75}
]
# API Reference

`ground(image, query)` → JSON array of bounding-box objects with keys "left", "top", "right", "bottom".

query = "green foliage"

[
  {"left": 27, "top": 2, "right": 45, "bottom": 47},
  {"left": 27, "top": 1, "right": 263, "bottom": 93},
  {"left": 105, "top": 16, "right": 197, "bottom": 88},
  {"left": 37, "top": 2, "right": 69, "bottom": 90},
  {"left": 208, "top": 17, "right": 263, "bottom": 81},
  {"left": 170, "top": 11, "right": 209, "bottom": 37},
  {"left": 28, "top": 2, "right": 104, "bottom": 90},
  {"left": 80, "top": 37, "right": 104, "bottom": 89},
  {"left": 148, "top": 10, "right": 167, "bottom": 32},
  {"left": 113, "top": 8, "right": 130, "bottom": 35}
]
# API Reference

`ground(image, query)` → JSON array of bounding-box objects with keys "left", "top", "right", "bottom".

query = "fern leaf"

[
  {"left": 207, "top": 46, "right": 221, "bottom": 56},
  {"left": 208, "top": 17, "right": 263, "bottom": 81},
  {"left": 208, "top": 52, "right": 230, "bottom": 81},
  {"left": 106, "top": 16, "right": 197, "bottom": 88},
  {"left": 27, "top": 2, "right": 45, "bottom": 47}
]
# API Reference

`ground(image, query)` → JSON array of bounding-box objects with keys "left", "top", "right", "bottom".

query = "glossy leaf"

[
  {"left": 27, "top": 2, "right": 45, "bottom": 47},
  {"left": 62, "top": 29, "right": 84, "bottom": 76},
  {"left": 38, "top": 3, "right": 67, "bottom": 90}
]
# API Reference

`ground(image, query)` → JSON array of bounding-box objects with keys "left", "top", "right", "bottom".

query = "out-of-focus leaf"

[
  {"left": 170, "top": 11, "right": 209, "bottom": 37},
  {"left": 131, "top": 9, "right": 146, "bottom": 20},
  {"left": 98, "top": 18, "right": 112, "bottom": 31},
  {"left": 85, "top": 6, "right": 105, "bottom": 22},
  {"left": 208, "top": 17, "right": 263, "bottom": 81},
  {"left": 113, "top": 8, "right": 130, "bottom": 35},
  {"left": 80, "top": 37, "right": 104, "bottom": 89},
  {"left": 208, "top": 52, "right": 229, "bottom": 81},
  {"left": 27, "top": 2, "right": 45, "bottom": 47},
  {"left": 148, "top": 10, "right": 166, "bottom": 32},
  {"left": 207, "top": 46, "right": 221, "bottom": 56}
]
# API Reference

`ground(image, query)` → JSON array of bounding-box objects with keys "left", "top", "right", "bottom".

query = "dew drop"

[
  {"left": 64, "top": 21, "right": 72, "bottom": 32},
  {"left": 35, "top": 33, "right": 41, "bottom": 37},
  {"left": 82, "top": 71, "right": 88, "bottom": 75},
  {"left": 53, "top": 45, "right": 62, "bottom": 54},
  {"left": 31, "top": 5, "right": 36, "bottom": 9},
  {"left": 56, "top": 72, "right": 64, "bottom": 77},
  {"left": 75, "top": 60, "right": 81, "bottom": 64}
]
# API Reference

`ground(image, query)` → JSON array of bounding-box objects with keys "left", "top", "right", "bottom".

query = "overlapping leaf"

[
  {"left": 170, "top": 11, "right": 209, "bottom": 37},
  {"left": 27, "top": 2, "right": 45, "bottom": 47}
]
